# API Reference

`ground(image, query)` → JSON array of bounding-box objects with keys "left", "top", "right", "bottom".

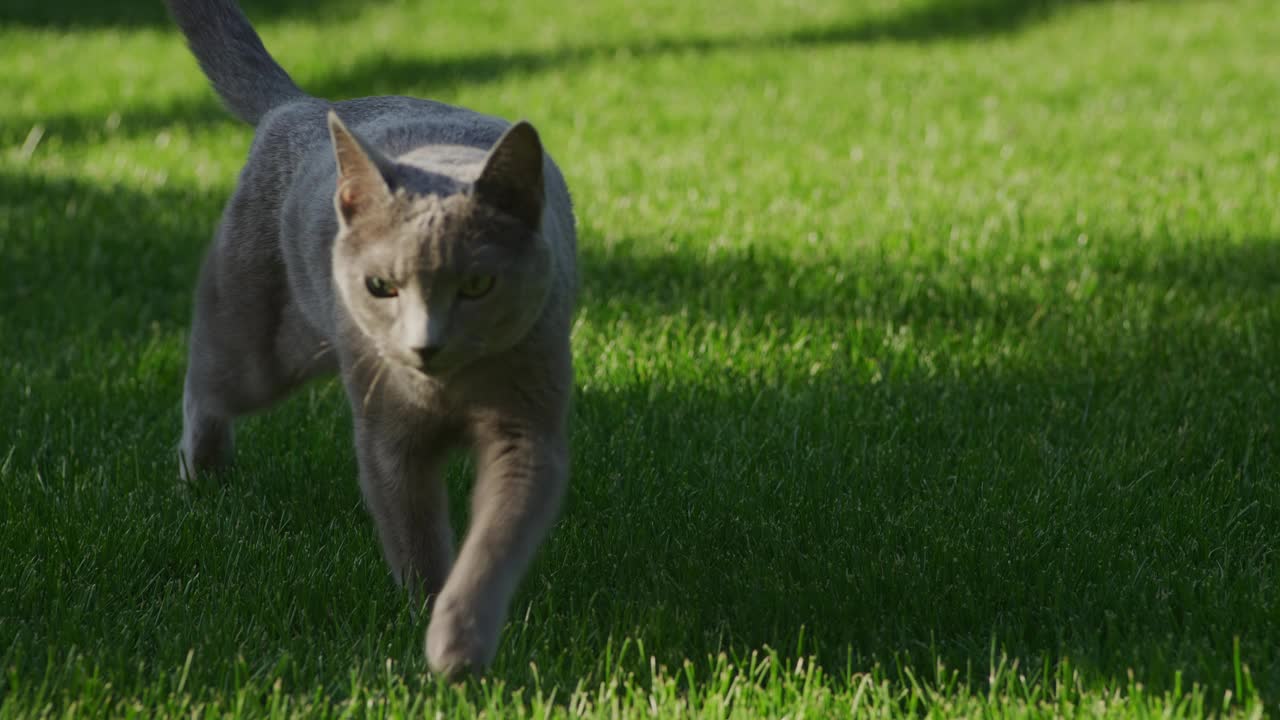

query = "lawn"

[{"left": 2, "top": 0, "right": 1278, "bottom": 716}]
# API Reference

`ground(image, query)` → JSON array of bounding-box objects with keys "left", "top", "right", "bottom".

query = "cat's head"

[{"left": 327, "top": 111, "right": 553, "bottom": 378}]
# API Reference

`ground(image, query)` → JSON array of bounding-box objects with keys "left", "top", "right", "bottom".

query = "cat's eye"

[
  {"left": 458, "top": 275, "right": 496, "bottom": 299},
  {"left": 365, "top": 276, "right": 399, "bottom": 298}
]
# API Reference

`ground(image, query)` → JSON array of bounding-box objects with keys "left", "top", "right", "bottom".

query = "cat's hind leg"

[{"left": 180, "top": 248, "right": 334, "bottom": 480}]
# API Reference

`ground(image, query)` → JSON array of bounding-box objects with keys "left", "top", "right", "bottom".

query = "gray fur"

[{"left": 170, "top": 0, "right": 576, "bottom": 678}]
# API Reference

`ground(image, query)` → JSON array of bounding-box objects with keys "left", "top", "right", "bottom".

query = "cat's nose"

[{"left": 412, "top": 344, "right": 442, "bottom": 366}]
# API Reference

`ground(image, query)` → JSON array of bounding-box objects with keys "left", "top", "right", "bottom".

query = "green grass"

[{"left": 2, "top": 0, "right": 1279, "bottom": 716}]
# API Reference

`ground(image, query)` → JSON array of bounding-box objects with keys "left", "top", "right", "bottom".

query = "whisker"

[
  {"left": 292, "top": 340, "right": 335, "bottom": 382},
  {"left": 348, "top": 349, "right": 379, "bottom": 378},
  {"left": 305, "top": 341, "right": 332, "bottom": 365},
  {"left": 363, "top": 362, "right": 388, "bottom": 412}
]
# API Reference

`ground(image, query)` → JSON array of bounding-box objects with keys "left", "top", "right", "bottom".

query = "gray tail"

[{"left": 165, "top": 0, "right": 308, "bottom": 125}]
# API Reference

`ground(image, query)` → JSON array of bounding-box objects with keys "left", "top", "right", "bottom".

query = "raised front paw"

[{"left": 425, "top": 597, "right": 499, "bottom": 679}]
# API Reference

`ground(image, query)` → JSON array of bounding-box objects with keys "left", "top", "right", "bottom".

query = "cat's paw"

[
  {"left": 178, "top": 419, "right": 234, "bottom": 481},
  {"left": 177, "top": 445, "right": 196, "bottom": 483},
  {"left": 425, "top": 597, "right": 499, "bottom": 680}
]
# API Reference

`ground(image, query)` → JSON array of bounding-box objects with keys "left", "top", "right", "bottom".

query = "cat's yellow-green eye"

[
  {"left": 458, "top": 275, "right": 496, "bottom": 299},
  {"left": 365, "top": 276, "right": 398, "bottom": 298}
]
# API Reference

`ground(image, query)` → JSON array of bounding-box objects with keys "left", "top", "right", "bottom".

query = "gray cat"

[{"left": 166, "top": 0, "right": 576, "bottom": 677}]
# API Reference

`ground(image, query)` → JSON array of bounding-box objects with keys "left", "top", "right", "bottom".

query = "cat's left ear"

[
  {"left": 328, "top": 110, "right": 396, "bottom": 225},
  {"left": 474, "top": 121, "right": 545, "bottom": 229}
]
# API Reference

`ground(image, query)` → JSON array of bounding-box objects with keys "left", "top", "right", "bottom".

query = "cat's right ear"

[{"left": 328, "top": 111, "right": 395, "bottom": 225}]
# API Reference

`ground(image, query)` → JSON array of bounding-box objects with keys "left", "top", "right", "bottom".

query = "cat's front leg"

[
  {"left": 353, "top": 416, "right": 456, "bottom": 604},
  {"left": 425, "top": 421, "right": 567, "bottom": 678}
]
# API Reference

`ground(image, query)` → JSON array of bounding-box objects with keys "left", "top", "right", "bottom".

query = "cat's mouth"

[
  {"left": 386, "top": 343, "right": 472, "bottom": 381},
  {"left": 414, "top": 361, "right": 443, "bottom": 377},
  {"left": 405, "top": 354, "right": 454, "bottom": 379},
  {"left": 381, "top": 345, "right": 445, "bottom": 377},
  {"left": 385, "top": 362, "right": 447, "bottom": 401}
]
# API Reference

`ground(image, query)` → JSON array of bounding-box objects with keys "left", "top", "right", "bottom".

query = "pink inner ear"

[{"left": 339, "top": 182, "right": 363, "bottom": 217}]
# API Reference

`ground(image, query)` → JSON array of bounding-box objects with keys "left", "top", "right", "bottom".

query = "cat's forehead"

[
  {"left": 386, "top": 192, "right": 521, "bottom": 270},
  {"left": 403, "top": 192, "right": 487, "bottom": 235}
]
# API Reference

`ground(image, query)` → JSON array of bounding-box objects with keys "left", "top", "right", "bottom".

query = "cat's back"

[
  {"left": 259, "top": 96, "right": 516, "bottom": 168},
  {"left": 333, "top": 96, "right": 511, "bottom": 152}
]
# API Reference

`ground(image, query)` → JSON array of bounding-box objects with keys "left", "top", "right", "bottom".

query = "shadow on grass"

[
  {"left": 306, "top": 0, "right": 1120, "bottom": 101},
  {"left": 561, "top": 363, "right": 1278, "bottom": 677},
  {"left": 2, "top": 169, "right": 1277, "bottom": 696},
  {"left": 794, "top": 0, "right": 1115, "bottom": 44},
  {"left": 0, "top": 170, "right": 205, "bottom": 369},
  {"left": 558, "top": 230, "right": 1280, "bottom": 691},
  {"left": 0, "top": 0, "right": 386, "bottom": 29},
  {"left": 2, "top": 0, "right": 1137, "bottom": 146},
  {"left": 0, "top": 0, "right": 1115, "bottom": 35}
]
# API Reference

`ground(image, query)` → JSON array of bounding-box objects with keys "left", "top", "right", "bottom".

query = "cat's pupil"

[
  {"left": 365, "top": 276, "right": 398, "bottom": 298},
  {"left": 458, "top": 275, "right": 495, "bottom": 299}
]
